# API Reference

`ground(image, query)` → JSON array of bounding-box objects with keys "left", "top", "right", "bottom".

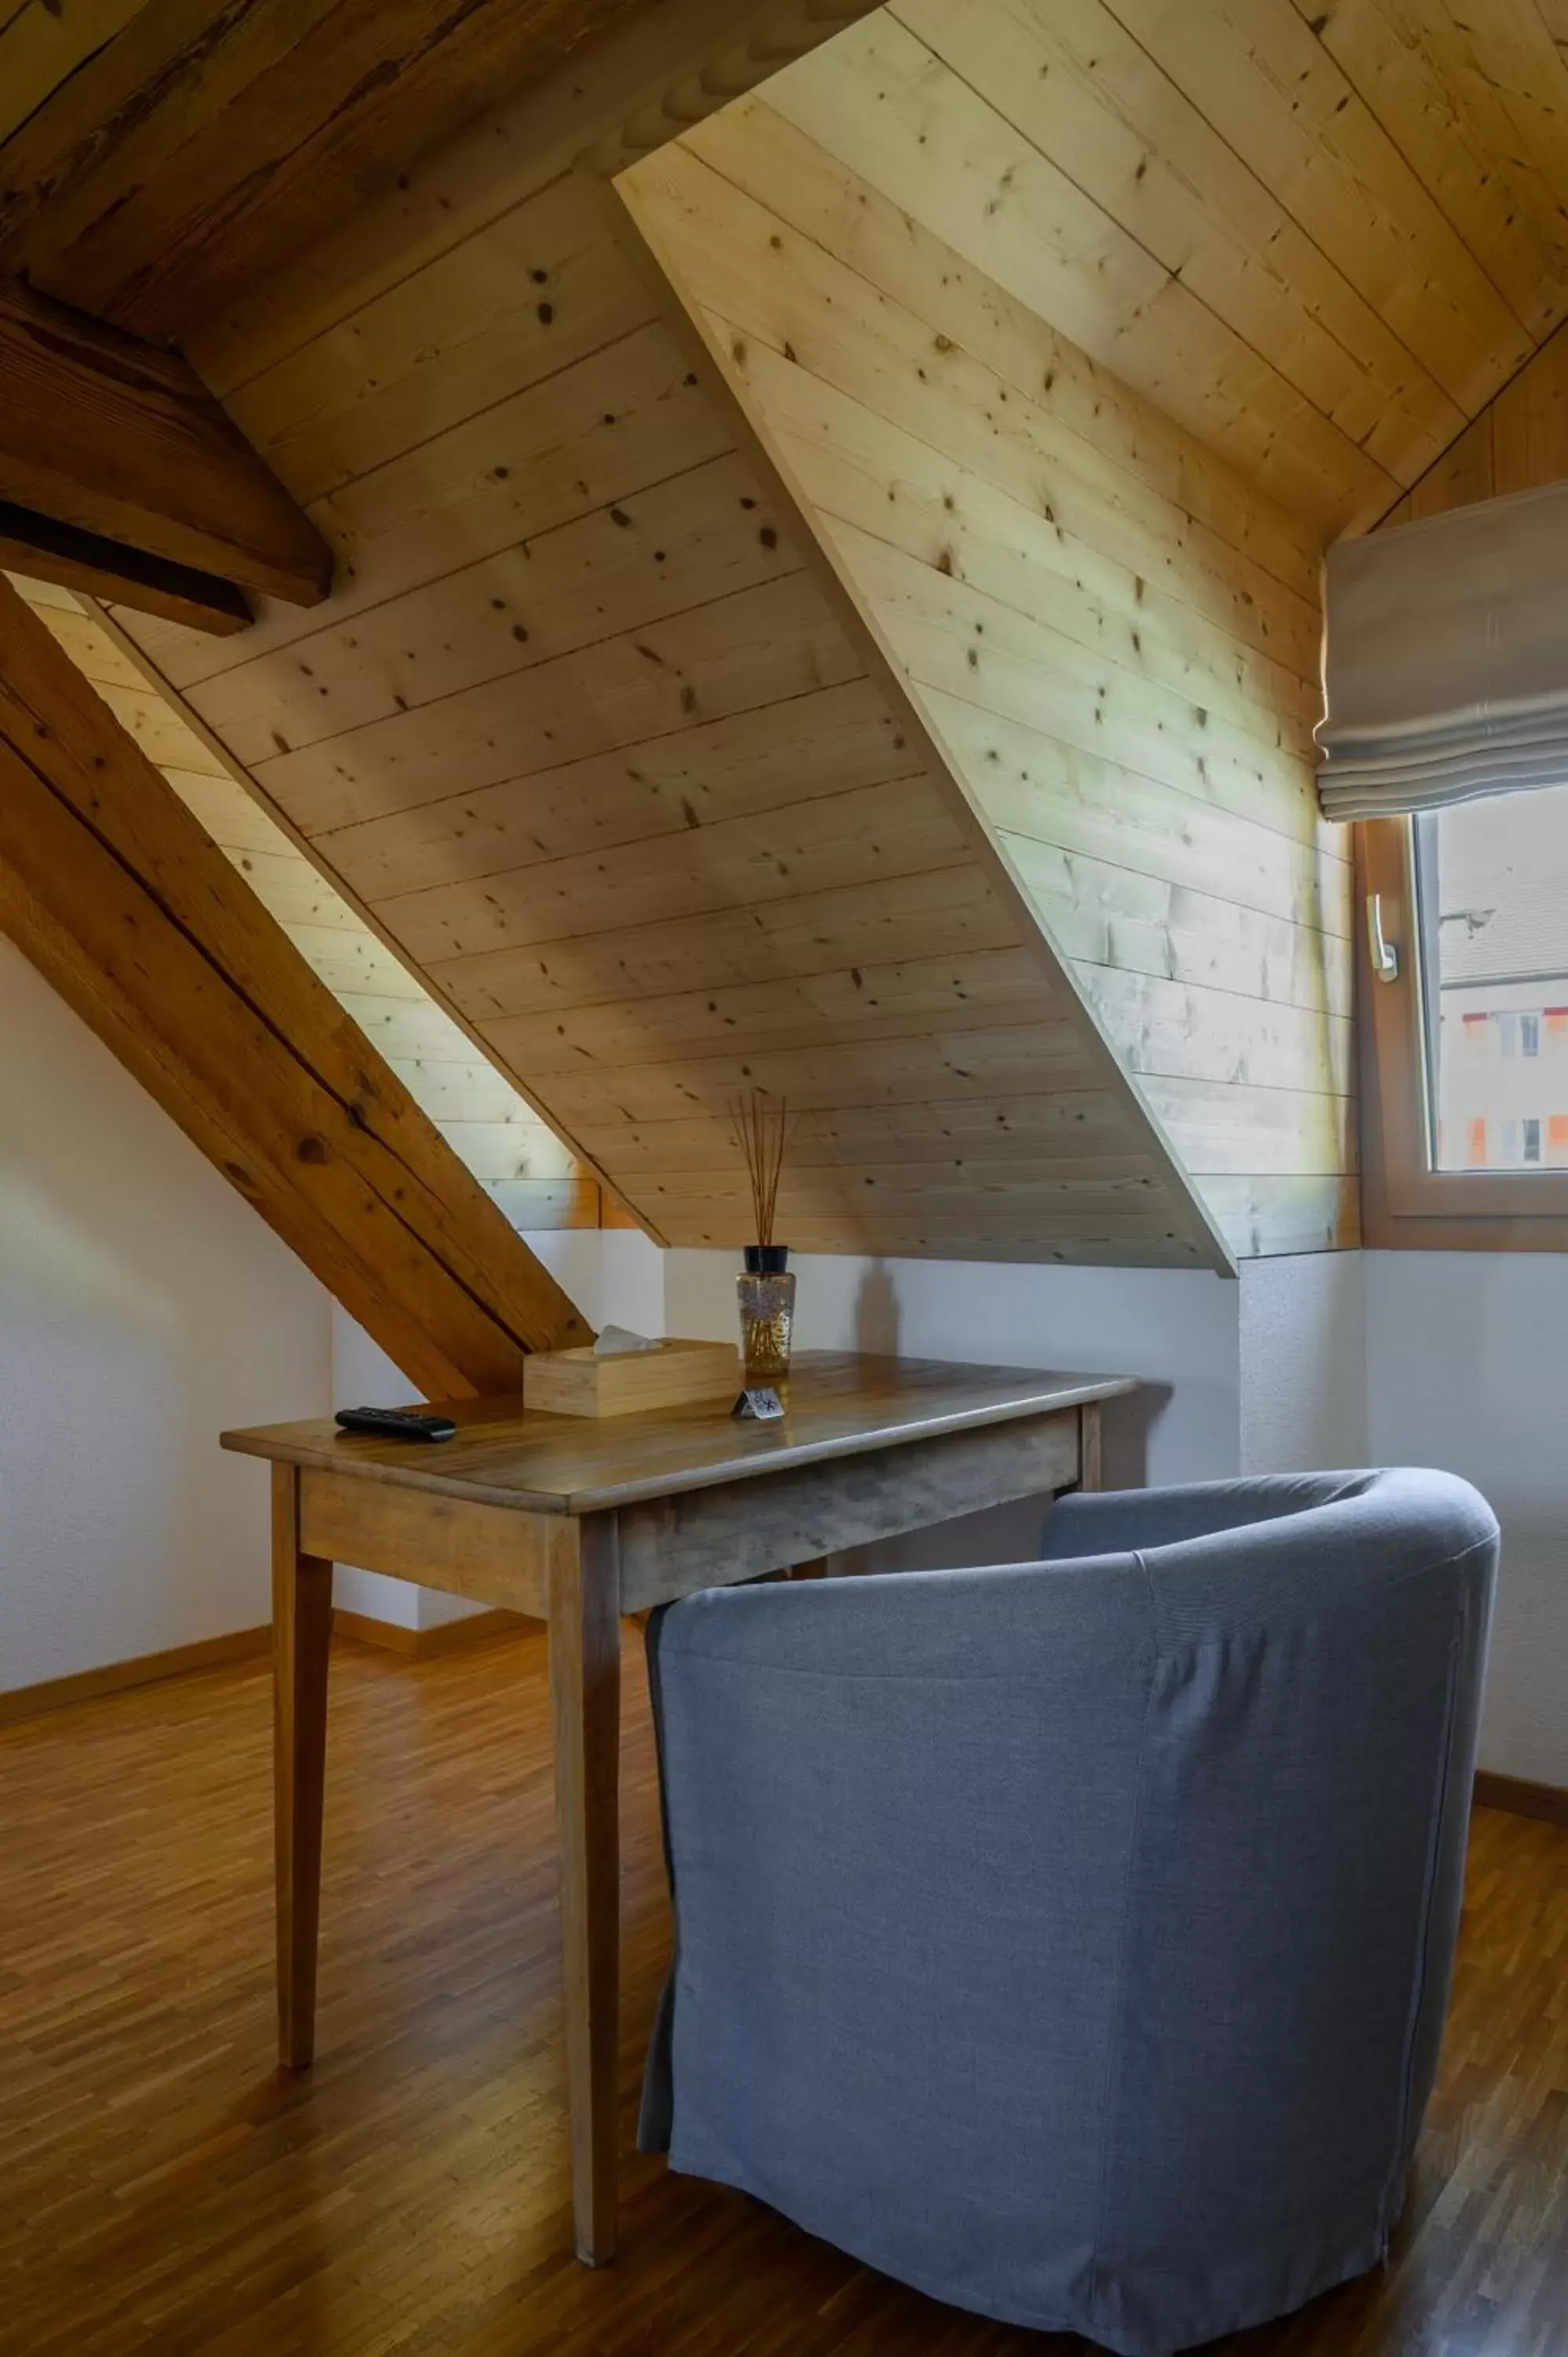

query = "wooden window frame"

[{"left": 1359, "top": 815, "right": 1568, "bottom": 1248}]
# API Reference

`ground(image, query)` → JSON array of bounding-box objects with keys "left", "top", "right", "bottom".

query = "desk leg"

[
  {"left": 272, "top": 1462, "right": 333, "bottom": 2071},
  {"left": 548, "top": 1512, "right": 622, "bottom": 2267},
  {"left": 1079, "top": 1402, "right": 1104, "bottom": 1492}
]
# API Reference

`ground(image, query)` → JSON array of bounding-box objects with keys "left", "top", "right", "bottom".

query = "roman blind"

[{"left": 1317, "top": 478, "right": 1568, "bottom": 823}]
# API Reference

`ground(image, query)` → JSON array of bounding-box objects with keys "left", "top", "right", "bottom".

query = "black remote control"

[{"left": 335, "top": 1406, "right": 458, "bottom": 1442}]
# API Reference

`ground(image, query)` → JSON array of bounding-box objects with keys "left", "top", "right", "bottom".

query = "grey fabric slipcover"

[{"left": 639, "top": 1470, "right": 1497, "bottom": 2355}]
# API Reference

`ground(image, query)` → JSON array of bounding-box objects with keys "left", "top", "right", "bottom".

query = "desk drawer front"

[
  {"left": 299, "top": 1472, "right": 559, "bottom": 1617},
  {"left": 617, "top": 1409, "right": 1079, "bottom": 1609}
]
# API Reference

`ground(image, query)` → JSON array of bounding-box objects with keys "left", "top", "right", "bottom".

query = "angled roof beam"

[
  {"left": 0, "top": 278, "right": 331, "bottom": 631},
  {"left": 0, "top": 574, "right": 592, "bottom": 1393}
]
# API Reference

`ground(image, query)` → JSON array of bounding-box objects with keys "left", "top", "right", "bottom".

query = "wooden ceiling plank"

[
  {"left": 1490, "top": 318, "right": 1568, "bottom": 494},
  {"left": 523, "top": 1019, "right": 1105, "bottom": 1125},
  {"left": 757, "top": 372, "right": 1323, "bottom": 739},
  {"left": 247, "top": 570, "right": 865, "bottom": 837},
  {"left": 0, "top": 277, "right": 331, "bottom": 605},
  {"left": 837, "top": 517, "right": 1317, "bottom": 805},
  {"left": 632, "top": 1153, "right": 1165, "bottom": 1194},
  {"left": 1080, "top": 964, "right": 1354, "bottom": 1098},
  {"left": 1378, "top": 313, "right": 1568, "bottom": 524},
  {"left": 426, "top": 867, "right": 1026, "bottom": 1027},
  {"left": 1002, "top": 838, "right": 1353, "bottom": 1018},
  {"left": 1417, "top": 0, "right": 1568, "bottom": 247},
  {"left": 182, "top": 452, "right": 804, "bottom": 770},
  {"left": 571, "top": 1091, "right": 1144, "bottom": 1167},
  {"left": 833, "top": 522, "right": 1324, "bottom": 851},
  {"left": 929, "top": 692, "right": 1350, "bottom": 941},
  {"left": 1386, "top": 405, "right": 1493, "bottom": 523},
  {"left": 219, "top": 174, "right": 656, "bottom": 509},
  {"left": 315, "top": 680, "right": 916, "bottom": 906},
  {"left": 0, "top": 573, "right": 592, "bottom": 1389},
  {"left": 182, "top": 2, "right": 885, "bottom": 395},
  {"left": 0, "top": 0, "right": 886, "bottom": 343},
  {"left": 376, "top": 774, "right": 973, "bottom": 970},
  {"left": 686, "top": 93, "right": 1326, "bottom": 605},
  {"left": 140, "top": 321, "right": 727, "bottom": 696},
  {"left": 894, "top": 0, "right": 1465, "bottom": 486},
  {"left": 669, "top": 108, "right": 1326, "bottom": 647},
  {"left": 481, "top": 946, "right": 1056, "bottom": 1077},
  {"left": 1298, "top": 0, "right": 1568, "bottom": 337},
  {"left": 0, "top": 0, "right": 151, "bottom": 145},
  {"left": 0, "top": 0, "right": 345, "bottom": 288},
  {"left": 1101, "top": 0, "right": 1534, "bottom": 412},
  {"left": 0, "top": 0, "right": 646, "bottom": 334},
  {"left": 757, "top": 10, "right": 1398, "bottom": 532}
]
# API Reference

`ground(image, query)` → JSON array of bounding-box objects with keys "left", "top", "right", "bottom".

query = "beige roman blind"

[{"left": 1317, "top": 479, "right": 1568, "bottom": 823}]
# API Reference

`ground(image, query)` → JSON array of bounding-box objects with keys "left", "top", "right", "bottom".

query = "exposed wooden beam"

[
  {"left": 0, "top": 498, "right": 253, "bottom": 636},
  {"left": 0, "top": 278, "right": 330, "bottom": 609},
  {"left": 0, "top": 0, "right": 881, "bottom": 343},
  {"left": 0, "top": 574, "right": 593, "bottom": 1395}
]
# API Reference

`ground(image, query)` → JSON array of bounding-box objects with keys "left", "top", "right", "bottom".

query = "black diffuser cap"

[{"left": 743, "top": 1244, "right": 790, "bottom": 1274}]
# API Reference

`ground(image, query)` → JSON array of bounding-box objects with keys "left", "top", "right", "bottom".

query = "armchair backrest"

[{"left": 1044, "top": 1470, "right": 1497, "bottom": 2320}]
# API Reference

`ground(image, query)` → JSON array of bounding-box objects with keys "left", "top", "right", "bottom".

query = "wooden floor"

[{"left": 1, "top": 1629, "right": 1564, "bottom": 2357}]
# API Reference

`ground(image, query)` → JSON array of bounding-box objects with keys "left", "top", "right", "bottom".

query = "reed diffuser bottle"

[{"left": 732, "top": 1091, "right": 797, "bottom": 1386}]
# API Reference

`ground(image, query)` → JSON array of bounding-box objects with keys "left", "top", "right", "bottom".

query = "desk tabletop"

[{"left": 222, "top": 1353, "right": 1138, "bottom": 1516}]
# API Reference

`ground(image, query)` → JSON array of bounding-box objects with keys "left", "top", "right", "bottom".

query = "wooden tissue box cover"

[{"left": 524, "top": 1336, "right": 741, "bottom": 1418}]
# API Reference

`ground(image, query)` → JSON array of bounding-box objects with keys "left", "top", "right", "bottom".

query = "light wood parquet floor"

[{"left": 0, "top": 1626, "right": 1564, "bottom": 2357}]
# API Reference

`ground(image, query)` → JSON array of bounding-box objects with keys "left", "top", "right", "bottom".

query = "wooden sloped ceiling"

[
  {"left": 620, "top": 37, "right": 1359, "bottom": 1259},
  {"left": 0, "top": 2, "right": 886, "bottom": 632},
  {"left": 625, "top": 0, "right": 1568, "bottom": 544},
  {"left": 8, "top": 573, "right": 603, "bottom": 1237},
  {"left": 88, "top": 0, "right": 1568, "bottom": 1265},
  {"left": 1381, "top": 317, "right": 1568, "bottom": 526},
  {"left": 0, "top": 0, "right": 881, "bottom": 339},
  {"left": 102, "top": 141, "right": 1230, "bottom": 1271}
]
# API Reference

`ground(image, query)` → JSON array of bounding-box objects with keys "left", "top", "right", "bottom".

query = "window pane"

[{"left": 1420, "top": 783, "right": 1568, "bottom": 1172}]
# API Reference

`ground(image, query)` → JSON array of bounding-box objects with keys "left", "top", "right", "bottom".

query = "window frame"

[{"left": 1359, "top": 815, "right": 1568, "bottom": 1246}]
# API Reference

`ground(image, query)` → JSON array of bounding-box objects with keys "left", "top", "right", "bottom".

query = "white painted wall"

[
  {"left": 1239, "top": 1252, "right": 1368, "bottom": 1477},
  {"left": 665, "top": 1244, "right": 1563, "bottom": 1785},
  {"left": 1365, "top": 1252, "right": 1568, "bottom": 1790},
  {"left": 0, "top": 935, "right": 654, "bottom": 1678},
  {"left": 0, "top": 940, "right": 333, "bottom": 1692},
  {"left": 665, "top": 1248, "right": 1240, "bottom": 1570}
]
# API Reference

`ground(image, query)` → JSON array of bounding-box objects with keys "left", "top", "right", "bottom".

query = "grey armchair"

[{"left": 639, "top": 1470, "right": 1497, "bottom": 2355}]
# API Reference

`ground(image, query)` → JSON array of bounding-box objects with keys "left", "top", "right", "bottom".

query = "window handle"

[{"left": 1367, "top": 892, "right": 1399, "bottom": 982}]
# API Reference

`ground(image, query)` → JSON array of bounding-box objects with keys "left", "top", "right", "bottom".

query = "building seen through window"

[{"left": 1422, "top": 783, "right": 1568, "bottom": 1169}]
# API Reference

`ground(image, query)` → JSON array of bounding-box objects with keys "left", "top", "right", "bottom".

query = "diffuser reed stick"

[
  {"left": 731, "top": 1090, "right": 795, "bottom": 1246},
  {"left": 732, "top": 1091, "right": 799, "bottom": 1384}
]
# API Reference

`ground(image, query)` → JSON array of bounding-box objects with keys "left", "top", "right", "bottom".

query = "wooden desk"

[{"left": 222, "top": 1352, "right": 1136, "bottom": 2266}]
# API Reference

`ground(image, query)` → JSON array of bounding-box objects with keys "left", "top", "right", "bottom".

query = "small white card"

[{"left": 733, "top": 1386, "right": 786, "bottom": 1420}]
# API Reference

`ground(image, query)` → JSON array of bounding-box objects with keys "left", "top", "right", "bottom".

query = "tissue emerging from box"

[{"left": 593, "top": 1325, "right": 660, "bottom": 1355}]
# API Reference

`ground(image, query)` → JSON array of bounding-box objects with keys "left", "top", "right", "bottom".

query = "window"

[
  {"left": 1361, "top": 783, "right": 1568, "bottom": 1243},
  {"left": 1415, "top": 789, "right": 1568, "bottom": 1171}
]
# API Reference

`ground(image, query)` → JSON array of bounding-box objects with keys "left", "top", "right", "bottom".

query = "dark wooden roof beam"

[{"left": 0, "top": 277, "right": 330, "bottom": 625}]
